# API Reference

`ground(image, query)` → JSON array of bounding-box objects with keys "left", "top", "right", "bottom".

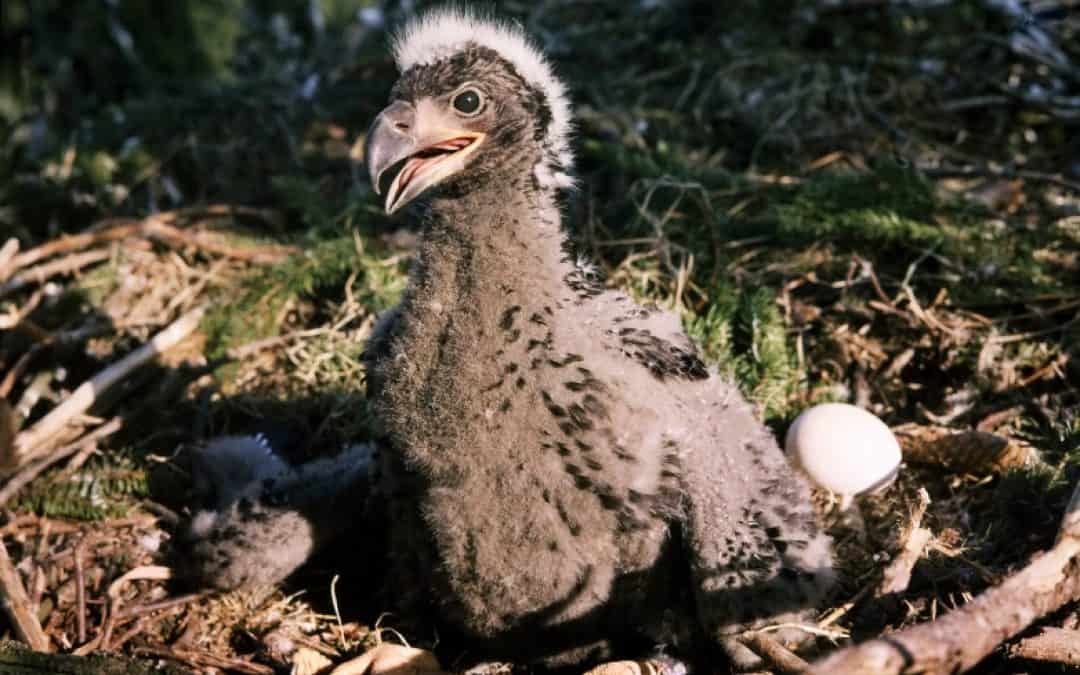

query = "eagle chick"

[
  {"left": 362, "top": 6, "right": 834, "bottom": 668},
  {"left": 186, "top": 7, "right": 835, "bottom": 670}
]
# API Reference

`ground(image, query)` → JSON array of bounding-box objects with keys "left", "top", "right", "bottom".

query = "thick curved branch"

[{"left": 808, "top": 481, "right": 1080, "bottom": 675}]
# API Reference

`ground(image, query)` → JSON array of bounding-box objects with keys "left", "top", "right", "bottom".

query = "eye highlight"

[{"left": 452, "top": 89, "right": 482, "bottom": 115}]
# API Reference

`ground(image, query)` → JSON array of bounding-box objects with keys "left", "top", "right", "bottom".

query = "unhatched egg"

[{"left": 785, "top": 402, "right": 901, "bottom": 499}]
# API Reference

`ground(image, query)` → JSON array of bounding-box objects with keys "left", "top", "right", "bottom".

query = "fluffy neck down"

[{"left": 373, "top": 178, "right": 574, "bottom": 480}]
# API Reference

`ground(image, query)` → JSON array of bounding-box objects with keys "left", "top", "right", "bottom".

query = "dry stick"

[
  {"left": 6, "top": 306, "right": 204, "bottom": 471},
  {"left": 143, "top": 219, "right": 294, "bottom": 263},
  {"left": 6, "top": 205, "right": 279, "bottom": 275},
  {"left": 108, "top": 617, "right": 148, "bottom": 652},
  {"left": 135, "top": 645, "right": 275, "bottom": 675},
  {"left": 72, "top": 565, "right": 173, "bottom": 656},
  {"left": 28, "top": 520, "right": 50, "bottom": 615},
  {"left": 0, "top": 350, "right": 39, "bottom": 399},
  {"left": 808, "top": 479, "right": 1080, "bottom": 675},
  {"left": 0, "top": 248, "right": 112, "bottom": 300},
  {"left": 5, "top": 222, "right": 142, "bottom": 273},
  {"left": 878, "top": 488, "right": 932, "bottom": 596},
  {"left": 1009, "top": 626, "right": 1080, "bottom": 667},
  {"left": 101, "top": 565, "right": 171, "bottom": 651},
  {"left": 117, "top": 592, "right": 204, "bottom": 621},
  {"left": 0, "top": 536, "right": 50, "bottom": 651},
  {"left": 0, "top": 237, "right": 19, "bottom": 283},
  {"left": 73, "top": 538, "right": 88, "bottom": 645},
  {"left": 739, "top": 632, "right": 810, "bottom": 675},
  {"left": 0, "top": 401, "right": 12, "bottom": 467},
  {"left": 0, "top": 417, "right": 123, "bottom": 508}
]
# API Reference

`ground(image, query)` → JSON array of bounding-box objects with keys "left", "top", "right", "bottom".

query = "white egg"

[{"left": 785, "top": 403, "right": 901, "bottom": 498}]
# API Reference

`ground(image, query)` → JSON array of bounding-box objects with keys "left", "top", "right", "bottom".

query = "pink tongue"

[
  {"left": 398, "top": 138, "right": 473, "bottom": 192},
  {"left": 400, "top": 156, "right": 430, "bottom": 189}
]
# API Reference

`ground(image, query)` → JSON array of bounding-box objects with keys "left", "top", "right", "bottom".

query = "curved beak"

[{"left": 364, "top": 100, "right": 485, "bottom": 215}]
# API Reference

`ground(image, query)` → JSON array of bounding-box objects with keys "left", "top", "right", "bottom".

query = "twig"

[
  {"left": 6, "top": 306, "right": 204, "bottom": 471},
  {"left": 143, "top": 219, "right": 293, "bottom": 264},
  {"left": 0, "top": 417, "right": 123, "bottom": 508},
  {"left": 108, "top": 617, "right": 147, "bottom": 651},
  {"left": 0, "top": 402, "right": 12, "bottom": 469},
  {"left": 73, "top": 537, "right": 88, "bottom": 645},
  {"left": 225, "top": 327, "right": 329, "bottom": 360},
  {"left": 878, "top": 488, "right": 932, "bottom": 596},
  {"left": 1009, "top": 626, "right": 1080, "bottom": 667},
  {"left": 0, "top": 536, "right": 50, "bottom": 651},
  {"left": 739, "top": 631, "right": 810, "bottom": 675},
  {"left": 135, "top": 645, "right": 275, "bottom": 675},
  {"left": 0, "top": 238, "right": 19, "bottom": 283},
  {"left": 5, "top": 223, "right": 140, "bottom": 274},
  {"left": 818, "top": 581, "right": 876, "bottom": 629},
  {"left": 0, "top": 249, "right": 112, "bottom": 300},
  {"left": 919, "top": 165, "right": 1080, "bottom": 195},
  {"left": 28, "top": 521, "right": 49, "bottom": 615},
  {"left": 0, "top": 350, "right": 37, "bottom": 399},
  {"left": 6, "top": 205, "right": 283, "bottom": 275},
  {"left": 117, "top": 592, "right": 204, "bottom": 621},
  {"left": 808, "top": 479, "right": 1080, "bottom": 674},
  {"left": 102, "top": 565, "right": 172, "bottom": 651}
]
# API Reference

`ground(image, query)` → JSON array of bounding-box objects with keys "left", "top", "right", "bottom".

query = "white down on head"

[{"left": 392, "top": 6, "right": 575, "bottom": 190}]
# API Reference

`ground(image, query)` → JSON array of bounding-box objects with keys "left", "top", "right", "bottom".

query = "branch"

[
  {"left": 1009, "top": 627, "right": 1080, "bottom": 667},
  {"left": 0, "top": 417, "right": 123, "bottom": 508},
  {"left": 0, "top": 538, "right": 50, "bottom": 651},
  {"left": 0, "top": 249, "right": 112, "bottom": 300},
  {"left": 5, "top": 205, "right": 284, "bottom": 275},
  {"left": 807, "top": 480, "right": 1080, "bottom": 675},
  {"left": 3, "top": 306, "right": 204, "bottom": 471}
]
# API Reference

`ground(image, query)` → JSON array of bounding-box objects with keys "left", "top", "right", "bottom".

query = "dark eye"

[{"left": 453, "top": 89, "right": 482, "bottom": 115}]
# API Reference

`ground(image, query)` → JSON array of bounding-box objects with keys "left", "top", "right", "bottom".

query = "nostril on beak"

[{"left": 394, "top": 121, "right": 410, "bottom": 132}]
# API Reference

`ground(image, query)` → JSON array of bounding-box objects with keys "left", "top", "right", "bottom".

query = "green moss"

[
  {"left": 16, "top": 454, "right": 148, "bottom": 521},
  {"left": 774, "top": 162, "right": 943, "bottom": 246},
  {"left": 687, "top": 285, "right": 798, "bottom": 420}
]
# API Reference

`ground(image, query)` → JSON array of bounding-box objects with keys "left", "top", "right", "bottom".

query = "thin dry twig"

[
  {"left": 5, "top": 223, "right": 141, "bottom": 274},
  {"left": 5, "top": 306, "right": 204, "bottom": 471},
  {"left": 6, "top": 205, "right": 283, "bottom": 274},
  {"left": 0, "top": 238, "right": 19, "bottom": 283},
  {"left": 878, "top": 488, "right": 932, "bottom": 596},
  {"left": 135, "top": 645, "right": 275, "bottom": 675},
  {"left": 0, "top": 535, "right": 50, "bottom": 651},
  {"left": 73, "top": 537, "right": 88, "bottom": 645},
  {"left": 739, "top": 631, "right": 810, "bottom": 675},
  {"left": 117, "top": 592, "right": 204, "bottom": 621},
  {"left": 0, "top": 416, "right": 123, "bottom": 508},
  {"left": 0, "top": 249, "right": 112, "bottom": 300}
]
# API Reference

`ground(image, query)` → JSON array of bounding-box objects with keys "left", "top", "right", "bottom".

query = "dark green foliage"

[
  {"left": 202, "top": 228, "right": 405, "bottom": 360},
  {"left": 16, "top": 455, "right": 149, "bottom": 521},
  {"left": 686, "top": 285, "right": 798, "bottom": 420},
  {"left": 774, "top": 162, "right": 942, "bottom": 246}
]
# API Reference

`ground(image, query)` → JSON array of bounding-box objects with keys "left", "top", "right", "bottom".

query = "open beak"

[{"left": 364, "top": 100, "right": 485, "bottom": 215}]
